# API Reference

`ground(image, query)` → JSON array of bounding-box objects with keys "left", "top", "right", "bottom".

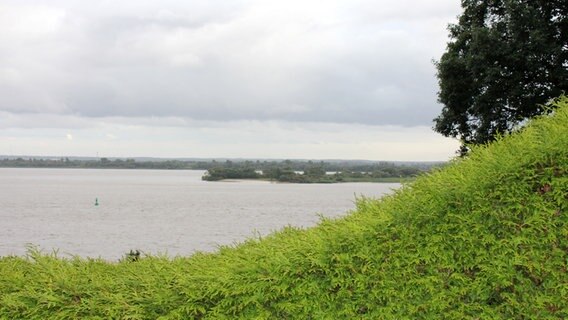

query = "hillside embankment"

[{"left": 1, "top": 98, "right": 567, "bottom": 319}]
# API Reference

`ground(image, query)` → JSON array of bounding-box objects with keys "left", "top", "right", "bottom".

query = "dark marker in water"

[{"left": 95, "top": 198, "right": 99, "bottom": 206}]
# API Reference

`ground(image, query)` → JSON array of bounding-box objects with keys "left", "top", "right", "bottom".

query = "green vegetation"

[
  {"left": 0, "top": 157, "right": 438, "bottom": 182},
  {"left": 202, "top": 167, "right": 261, "bottom": 181},
  {"left": 0, "top": 157, "right": 197, "bottom": 170},
  {"left": 0, "top": 156, "right": 433, "bottom": 183},
  {"left": 202, "top": 162, "right": 427, "bottom": 183},
  {"left": 435, "top": 1, "right": 567, "bottom": 153},
  {"left": 0, "top": 98, "right": 567, "bottom": 318}
]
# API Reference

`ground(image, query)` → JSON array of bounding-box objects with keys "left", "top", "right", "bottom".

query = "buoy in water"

[{"left": 94, "top": 198, "right": 99, "bottom": 206}]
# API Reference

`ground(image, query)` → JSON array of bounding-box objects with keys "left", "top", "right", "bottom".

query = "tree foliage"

[
  {"left": 434, "top": 0, "right": 568, "bottom": 153},
  {"left": 202, "top": 162, "right": 427, "bottom": 183}
]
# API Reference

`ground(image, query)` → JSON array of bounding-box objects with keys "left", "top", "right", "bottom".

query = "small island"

[{"left": 202, "top": 161, "right": 435, "bottom": 183}]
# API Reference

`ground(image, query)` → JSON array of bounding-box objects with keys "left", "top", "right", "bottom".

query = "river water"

[{"left": 0, "top": 168, "right": 398, "bottom": 260}]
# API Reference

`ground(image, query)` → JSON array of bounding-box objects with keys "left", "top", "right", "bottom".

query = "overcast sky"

[{"left": 0, "top": 0, "right": 462, "bottom": 161}]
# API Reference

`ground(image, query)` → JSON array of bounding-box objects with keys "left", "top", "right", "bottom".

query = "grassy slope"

[{"left": 1, "top": 98, "right": 567, "bottom": 319}]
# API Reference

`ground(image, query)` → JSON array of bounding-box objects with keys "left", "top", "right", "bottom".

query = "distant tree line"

[{"left": 0, "top": 157, "right": 196, "bottom": 170}]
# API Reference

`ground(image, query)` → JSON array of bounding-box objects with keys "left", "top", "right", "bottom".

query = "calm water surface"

[{"left": 0, "top": 168, "right": 399, "bottom": 260}]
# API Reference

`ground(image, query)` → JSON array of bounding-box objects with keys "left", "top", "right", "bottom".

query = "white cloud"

[
  {"left": 0, "top": 0, "right": 463, "bottom": 160},
  {"left": 0, "top": 0, "right": 461, "bottom": 125},
  {"left": 0, "top": 4, "right": 66, "bottom": 42},
  {"left": 0, "top": 114, "right": 459, "bottom": 160}
]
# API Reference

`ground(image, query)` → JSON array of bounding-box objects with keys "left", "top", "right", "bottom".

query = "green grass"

[{"left": 1, "top": 97, "right": 567, "bottom": 319}]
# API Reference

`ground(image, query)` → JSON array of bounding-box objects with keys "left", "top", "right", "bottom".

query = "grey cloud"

[
  {"left": 0, "top": 112, "right": 94, "bottom": 130},
  {"left": 0, "top": 0, "right": 460, "bottom": 127}
]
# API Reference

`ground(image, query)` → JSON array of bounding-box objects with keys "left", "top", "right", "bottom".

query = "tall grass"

[{"left": 1, "top": 97, "right": 567, "bottom": 319}]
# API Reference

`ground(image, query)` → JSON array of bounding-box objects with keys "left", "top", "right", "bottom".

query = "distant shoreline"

[
  {"left": 205, "top": 177, "right": 413, "bottom": 184},
  {"left": 1, "top": 157, "right": 439, "bottom": 183}
]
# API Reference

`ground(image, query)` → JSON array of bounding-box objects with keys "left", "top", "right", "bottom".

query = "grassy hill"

[{"left": 1, "top": 98, "right": 567, "bottom": 319}]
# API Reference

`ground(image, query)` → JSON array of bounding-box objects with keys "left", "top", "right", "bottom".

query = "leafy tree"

[
  {"left": 434, "top": 0, "right": 567, "bottom": 154},
  {"left": 304, "top": 165, "right": 326, "bottom": 177},
  {"left": 202, "top": 167, "right": 260, "bottom": 181}
]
